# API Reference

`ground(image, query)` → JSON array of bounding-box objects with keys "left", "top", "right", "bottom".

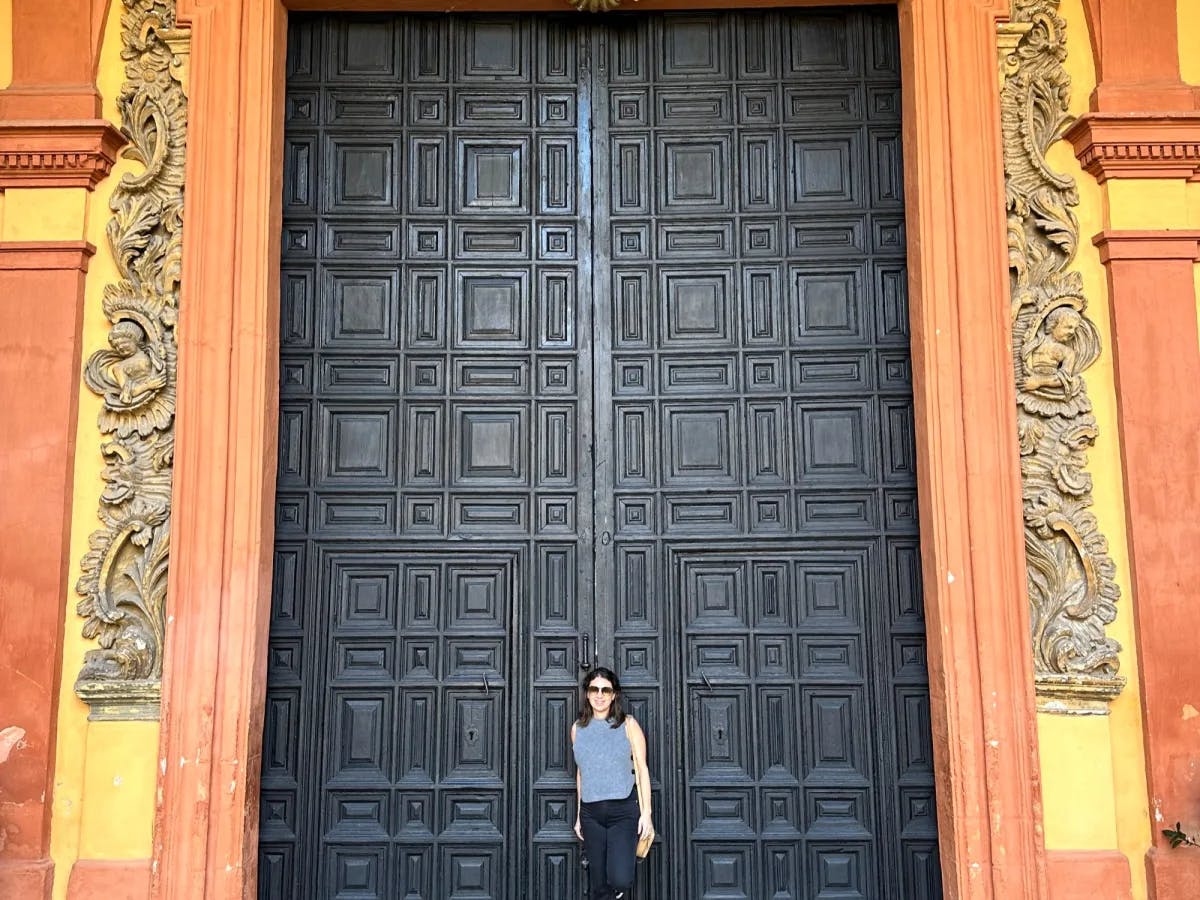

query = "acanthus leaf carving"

[
  {"left": 1002, "top": 0, "right": 1125, "bottom": 712},
  {"left": 76, "top": 0, "right": 186, "bottom": 720}
]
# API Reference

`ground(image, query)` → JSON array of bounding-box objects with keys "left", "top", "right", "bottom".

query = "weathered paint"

[
  {"left": 1178, "top": 0, "right": 1200, "bottom": 85},
  {"left": 46, "top": 1, "right": 153, "bottom": 896}
]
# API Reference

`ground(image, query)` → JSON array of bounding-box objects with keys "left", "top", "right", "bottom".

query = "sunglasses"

[{"left": 586, "top": 685, "right": 615, "bottom": 696}]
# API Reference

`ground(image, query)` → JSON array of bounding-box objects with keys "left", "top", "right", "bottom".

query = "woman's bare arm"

[{"left": 626, "top": 717, "right": 654, "bottom": 836}]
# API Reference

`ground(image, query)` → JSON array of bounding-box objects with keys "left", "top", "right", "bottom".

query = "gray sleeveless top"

[{"left": 573, "top": 718, "right": 635, "bottom": 802}]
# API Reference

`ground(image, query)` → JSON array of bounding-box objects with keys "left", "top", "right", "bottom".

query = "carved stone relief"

[
  {"left": 76, "top": 0, "right": 186, "bottom": 720},
  {"left": 1000, "top": 0, "right": 1125, "bottom": 712}
]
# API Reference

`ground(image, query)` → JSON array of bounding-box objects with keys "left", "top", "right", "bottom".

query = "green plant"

[{"left": 1162, "top": 822, "right": 1199, "bottom": 849}]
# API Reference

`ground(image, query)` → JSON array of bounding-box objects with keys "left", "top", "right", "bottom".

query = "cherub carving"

[
  {"left": 1018, "top": 303, "right": 1096, "bottom": 418},
  {"left": 1024, "top": 307, "right": 1080, "bottom": 393},
  {"left": 84, "top": 317, "right": 174, "bottom": 437},
  {"left": 88, "top": 320, "right": 167, "bottom": 408}
]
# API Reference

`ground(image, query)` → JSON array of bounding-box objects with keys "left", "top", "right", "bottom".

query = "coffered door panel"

[
  {"left": 265, "top": 14, "right": 592, "bottom": 899},
  {"left": 591, "top": 9, "right": 936, "bottom": 900}
]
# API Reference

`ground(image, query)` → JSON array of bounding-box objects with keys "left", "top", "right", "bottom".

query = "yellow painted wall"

[
  {"left": 46, "top": 0, "right": 162, "bottom": 897},
  {"left": 1180, "top": 0, "right": 1200, "bottom": 84},
  {"left": 1038, "top": 0, "right": 1153, "bottom": 896}
]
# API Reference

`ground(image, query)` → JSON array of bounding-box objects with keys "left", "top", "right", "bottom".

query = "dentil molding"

[
  {"left": 1065, "top": 113, "right": 1200, "bottom": 182},
  {"left": 0, "top": 120, "right": 125, "bottom": 190}
]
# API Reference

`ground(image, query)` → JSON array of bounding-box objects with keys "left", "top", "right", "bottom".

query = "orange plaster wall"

[{"left": 0, "top": 241, "right": 92, "bottom": 900}]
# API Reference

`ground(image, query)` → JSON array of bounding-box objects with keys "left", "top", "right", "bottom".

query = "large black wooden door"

[{"left": 264, "top": 10, "right": 937, "bottom": 900}]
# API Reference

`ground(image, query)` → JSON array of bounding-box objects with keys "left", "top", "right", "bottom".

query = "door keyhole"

[{"left": 467, "top": 728, "right": 478, "bottom": 743}]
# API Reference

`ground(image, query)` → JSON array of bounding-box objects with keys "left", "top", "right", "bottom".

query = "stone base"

[
  {"left": 75, "top": 680, "right": 160, "bottom": 722},
  {"left": 1037, "top": 673, "right": 1126, "bottom": 715}
]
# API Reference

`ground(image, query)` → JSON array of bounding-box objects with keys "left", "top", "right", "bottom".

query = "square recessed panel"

[
  {"left": 408, "top": 89, "right": 449, "bottom": 125},
  {"left": 660, "top": 269, "right": 734, "bottom": 346},
  {"left": 664, "top": 405, "right": 737, "bottom": 484},
  {"left": 327, "top": 846, "right": 387, "bottom": 897},
  {"left": 797, "top": 553, "right": 866, "bottom": 628},
  {"left": 683, "top": 562, "right": 745, "bottom": 627},
  {"left": 788, "top": 134, "right": 859, "bottom": 206},
  {"left": 318, "top": 404, "right": 396, "bottom": 485},
  {"left": 322, "top": 269, "right": 399, "bottom": 349},
  {"left": 791, "top": 266, "right": 866, "bottom": 342},
  {"left": 795, "top": 402, "right": 873, "bottom": 482},
  {"left": 612, "top": 90, "right": 648, "bottom": 125},
  {"left": 332, "top": 561, "right": 398, "bottom": 631},
  {"left": 459, "top": 139, "right": 528, "bottom": 212},
  {"left": 538, "top": 91, "right": 576, "bottom": 126},
  {"left": 658, "top": 17, "right": 728, "bottom": 79},
  {"left": 327, "top": 138, "right": 399, "bottom": 213},
  {"left": 787, "top": 15, "right": 857, "bottom": 75},
  {"left": 450, "top": 565, "right": 509, "bottom": 628},
  {"left": 456, "top": 271, "right": 528, "bottom": 348},
  {"left": 333, "top": 19, "right": 398, "bottom": 78},
  {"left": 660, "top": 138, "right": 731, "bottom": 212},
  {"left": 453, "top": 406, "right": 528, "bottom": 485},
  {"left": 461, "top": 19, "right": 527, "bottom": 79}
]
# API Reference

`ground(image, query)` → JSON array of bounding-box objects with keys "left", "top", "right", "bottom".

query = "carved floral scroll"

[
  {"left": 76, "top": 0, "right": 186, "bottom": 719},
  {"left": 1000, "top": 0, "right": 1125, "bottom": 712}
]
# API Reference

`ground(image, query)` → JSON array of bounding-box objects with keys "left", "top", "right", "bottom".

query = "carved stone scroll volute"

[
  {"left": 76, "top": 0, "right": 187, "bottom": 720},
  {"left": 1001, "top": 0, "right": 1125, "bottom": 712}
]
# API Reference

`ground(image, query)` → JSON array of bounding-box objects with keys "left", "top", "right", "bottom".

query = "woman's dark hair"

[{"left": 576, "top": 666, "right": 627, "bottom": 728}]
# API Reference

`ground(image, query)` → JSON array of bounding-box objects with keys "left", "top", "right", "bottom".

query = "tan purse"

[
  {"left": 636, "top": 825, "right": 655, "bottom": 859},
  {"left": 630, "top": 721, "right": 655, "bottom": 859}
]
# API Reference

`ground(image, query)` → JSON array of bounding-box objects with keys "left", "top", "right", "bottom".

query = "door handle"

[{"left": 579, "top": 634, "right": 591, "bottom": 671}]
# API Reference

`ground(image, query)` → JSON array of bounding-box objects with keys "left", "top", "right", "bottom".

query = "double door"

[{"left": 262, "top": 9, "right": 938, "bottom": 899}]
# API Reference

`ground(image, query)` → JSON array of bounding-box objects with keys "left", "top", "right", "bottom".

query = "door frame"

[{"left": 155, "top": 0, "right": 1048, "bottom": 898}]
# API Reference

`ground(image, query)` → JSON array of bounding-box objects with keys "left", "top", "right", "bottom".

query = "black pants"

[{"left": 580, "top": 789, "right": 639, "bottom": 900}]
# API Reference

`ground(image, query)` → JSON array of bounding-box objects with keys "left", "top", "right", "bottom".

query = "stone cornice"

[
  {"left": 1093, "top": 230, "right": 1200, "bottom": 262},
  {"left": 0, "top": 120, "right": 126, "bottom": 190},
  {"left": 1065, "top": 113, "right": 1200, "bottom": 182},
  {"left": 0, "top": 241, "right": 96, "bottom": 272}
]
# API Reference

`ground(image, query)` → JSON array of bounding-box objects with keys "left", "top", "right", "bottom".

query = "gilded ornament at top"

[{"left": 569, "top": 0, "right": 622, "bottom": 12}]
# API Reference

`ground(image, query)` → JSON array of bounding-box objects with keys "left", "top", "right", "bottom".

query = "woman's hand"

[
  {"left": 638, "top": 813, "right": 654, "bottom": 839},
  {"left": 574, "top": 817, "right": 583, "bottom": 841}
]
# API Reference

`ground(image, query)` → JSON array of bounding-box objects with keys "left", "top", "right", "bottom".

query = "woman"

[{"left": 570, "top": 667, "right": 653, "bottom": 900}]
